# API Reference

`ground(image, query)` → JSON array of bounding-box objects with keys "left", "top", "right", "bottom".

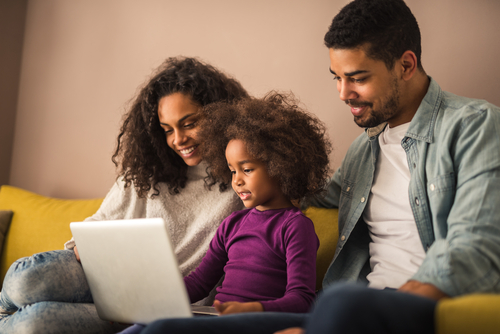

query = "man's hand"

[
  {"left": 274, "top": 328, "right": 305, "bottom": 334},
  {"left": 213, "top": 300, "right": 264, "bottom": 315},
  {"left": 73, "top": 246, "right": 81, "bottom": 262},
  {"left": 398, "top": 280, "right": 449, "bottom": 301}
]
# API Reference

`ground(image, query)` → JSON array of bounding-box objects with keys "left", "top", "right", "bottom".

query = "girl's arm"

[
  {"left": 259, "top": 214, "right": 319, "bottom": 313},
  {"left": 183, "top": 219, "right": 229, "bottom": 303}
]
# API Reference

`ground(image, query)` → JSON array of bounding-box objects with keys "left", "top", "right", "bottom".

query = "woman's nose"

[{"left": 173, "top": 130, "right": 187, "bottom": 146}]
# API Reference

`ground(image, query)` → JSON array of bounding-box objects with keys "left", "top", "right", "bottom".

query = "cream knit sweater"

[{"left": 65, "top": 162, "right": 243, "bottom": 277}]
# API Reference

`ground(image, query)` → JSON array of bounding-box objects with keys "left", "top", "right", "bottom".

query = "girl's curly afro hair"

[
  {"left": 199, "top": 92, "right": 332, "bottom": 202},
  {"left": 112, "top": 56, "right": 248, "bottom": 198}
]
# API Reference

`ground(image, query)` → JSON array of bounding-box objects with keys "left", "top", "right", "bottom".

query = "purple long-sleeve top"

[{"left": 183, "top": 206, "right": 319, "bottom": 313}]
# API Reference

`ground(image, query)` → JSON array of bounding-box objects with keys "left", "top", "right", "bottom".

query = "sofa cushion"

[
  {"left": 0, "top": 185, "right": 103, "bottom": 286},
  {"left": 303, "top": 206, "right": 339, "bottom": 291},
  {"left": 436, "top": 294, "right": 500, "bottom": 334}
]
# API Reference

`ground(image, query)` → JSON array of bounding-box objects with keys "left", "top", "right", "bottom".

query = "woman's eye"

[{"left": 184, "top": 121, "right": 197, "bottom": 129}]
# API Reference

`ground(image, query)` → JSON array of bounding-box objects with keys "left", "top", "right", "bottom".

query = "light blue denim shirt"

[{"left": 311, "top": 78, "right": 500, "bottom": 297}]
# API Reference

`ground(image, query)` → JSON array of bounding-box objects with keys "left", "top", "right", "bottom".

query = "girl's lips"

[{"left": 238, "top": 192, "right": 251, "bottom": 200}]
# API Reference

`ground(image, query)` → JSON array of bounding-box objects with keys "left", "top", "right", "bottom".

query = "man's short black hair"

[{"left": 324, "top": 0, "right": 423, "bottom": 70}]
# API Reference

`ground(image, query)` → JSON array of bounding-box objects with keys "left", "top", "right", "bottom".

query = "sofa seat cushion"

[{"left": 0, "top": 185, "right": 103, "bottom": 286}]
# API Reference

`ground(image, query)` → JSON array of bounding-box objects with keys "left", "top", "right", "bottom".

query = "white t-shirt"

[{"left": 363, "top": 123, "right": 426, "bottom": 289}]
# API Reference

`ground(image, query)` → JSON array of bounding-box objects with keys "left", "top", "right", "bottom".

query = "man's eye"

[
  {"left": 332, "top": 76, "right": 341, "bottom": 81},
  {"left": 353, "top": 78, "right": 366, "bottom": 83}
]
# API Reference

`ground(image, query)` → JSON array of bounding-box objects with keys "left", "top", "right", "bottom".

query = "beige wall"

[
  {"left": 0, "top": 0, "right": 27, "bottom": 186},
  {"left": 7, "top": 0, "right": 500, "bottom": 199}
]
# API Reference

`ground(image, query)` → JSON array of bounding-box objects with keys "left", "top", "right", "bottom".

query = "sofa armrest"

[{"left": 436, "top": 294, "right": 500, "bottom": 334}]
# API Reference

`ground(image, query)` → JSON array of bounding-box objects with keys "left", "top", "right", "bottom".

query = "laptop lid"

[{"left": 70, "top": 218, "right": 193, "bottom": 325}]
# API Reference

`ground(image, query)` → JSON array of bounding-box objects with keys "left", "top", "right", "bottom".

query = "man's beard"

[{"left": 349, "top": 77, "right": 401, "bottom": 128}]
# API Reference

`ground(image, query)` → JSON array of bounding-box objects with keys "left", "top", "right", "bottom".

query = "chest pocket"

[
  {"left": 427, "top": 172, "right": 456, "bottom": 238},
  {"left": 341, "top": 179, "right": 355, "bottom": 199}
]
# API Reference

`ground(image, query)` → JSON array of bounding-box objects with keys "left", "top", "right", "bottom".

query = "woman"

[{"left": 0, "top": 57, "right": 249, "bottom": 334}]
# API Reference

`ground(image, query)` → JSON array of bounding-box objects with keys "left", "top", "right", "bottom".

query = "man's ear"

[{"left": 399, "top": 50, "right": 418, "bottom": 81}]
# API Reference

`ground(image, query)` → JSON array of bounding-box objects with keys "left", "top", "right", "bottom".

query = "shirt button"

[
  {"left": 361, "top": 197, "right": 365, "bottom": 203},
  {"left": 430, "top": 184, "right": 435, "bottom": 191},
  {"left": 415, "top": 198, "right": 420, "bottom": 205},
  {"left": 341, "top": 235, "right": 346, "bottom": 241}
]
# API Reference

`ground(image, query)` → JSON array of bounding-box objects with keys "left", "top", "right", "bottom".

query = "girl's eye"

[
  {"left": 244, "top": 169, "right": 253, "bottom": 174},
  {"left": 164, "top": 129, "right": 173, "bottom": 135}
]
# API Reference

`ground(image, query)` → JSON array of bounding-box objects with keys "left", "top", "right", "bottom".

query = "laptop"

[{"left": 70, "top": 218, "right": 218, "bottom": 325}]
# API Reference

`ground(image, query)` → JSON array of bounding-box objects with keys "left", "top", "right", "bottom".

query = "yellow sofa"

[
  {"left": 0, "top": 184, "right": 499, "bottom": 333},
  {"left": 0, "top": 185, "right": 103, "bottom": 284}
]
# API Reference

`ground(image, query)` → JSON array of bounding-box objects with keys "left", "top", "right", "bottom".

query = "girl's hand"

[
  {"left": 213, "top": 300, "right": 264, "bottom": 315},
  {"left": 274, "top": 328, "right": 305, "bottom": 334}
]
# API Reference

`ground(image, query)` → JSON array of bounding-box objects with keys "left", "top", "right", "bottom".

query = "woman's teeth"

[{"left": 180, "top": 146, "right": 196, "bottom": 155}]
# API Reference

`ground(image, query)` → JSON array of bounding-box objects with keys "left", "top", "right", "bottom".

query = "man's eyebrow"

[
  {"left": 329, "top": 68, "right": 369, "bottom": 77},
  {"left": 159, "top": 113, "right": 197, "bottom": 126},
  {"left": 345, "top": 70, "right": 369, "bottom": 77}
]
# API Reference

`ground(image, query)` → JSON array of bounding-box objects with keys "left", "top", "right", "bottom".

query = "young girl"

[
  {"left": 121, "top": 92, "right": 331, "bottom": 333},
  {"left": 0, "top": 57, "right": 248, "bottom": 334}
]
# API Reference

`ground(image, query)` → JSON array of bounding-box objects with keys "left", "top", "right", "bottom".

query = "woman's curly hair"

[
  {"left": 199, "top": 92, "right": 332, "bottom": 202},
  {"left": 112, "top": 57, "right": 249, "bottom": 198}
]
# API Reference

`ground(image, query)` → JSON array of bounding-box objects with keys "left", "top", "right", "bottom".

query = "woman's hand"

[
  {"left": 73, "top": 246, "right": 81, "bottom": 262},
  {"left": 213, "top": 300, "right": 264, "bottom": 315}
]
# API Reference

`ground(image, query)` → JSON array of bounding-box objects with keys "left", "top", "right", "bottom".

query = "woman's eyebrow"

[{"left": 160, "top": 113, "right": 197, "bottom": 126}]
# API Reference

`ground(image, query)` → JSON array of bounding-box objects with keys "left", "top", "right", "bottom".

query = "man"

[{"left": 141, "top": 0, "right": 500, "bottom": 333}]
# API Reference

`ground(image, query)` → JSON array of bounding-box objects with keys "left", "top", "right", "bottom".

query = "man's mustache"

[{"left": 345, "top": 100, "right": 373, "bottom": 108}]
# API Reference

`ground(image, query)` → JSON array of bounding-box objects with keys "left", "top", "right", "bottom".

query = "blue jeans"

[
  {"left": 141, "top": 283, "right": 436, "bottom": 334},
  {"left": 0, "top": 250, "right": 127, "bottom": 334}
]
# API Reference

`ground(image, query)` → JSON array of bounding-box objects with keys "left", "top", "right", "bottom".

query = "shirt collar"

[{"left": 405, "top": 77, "right": 442, "bottom": 143}]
